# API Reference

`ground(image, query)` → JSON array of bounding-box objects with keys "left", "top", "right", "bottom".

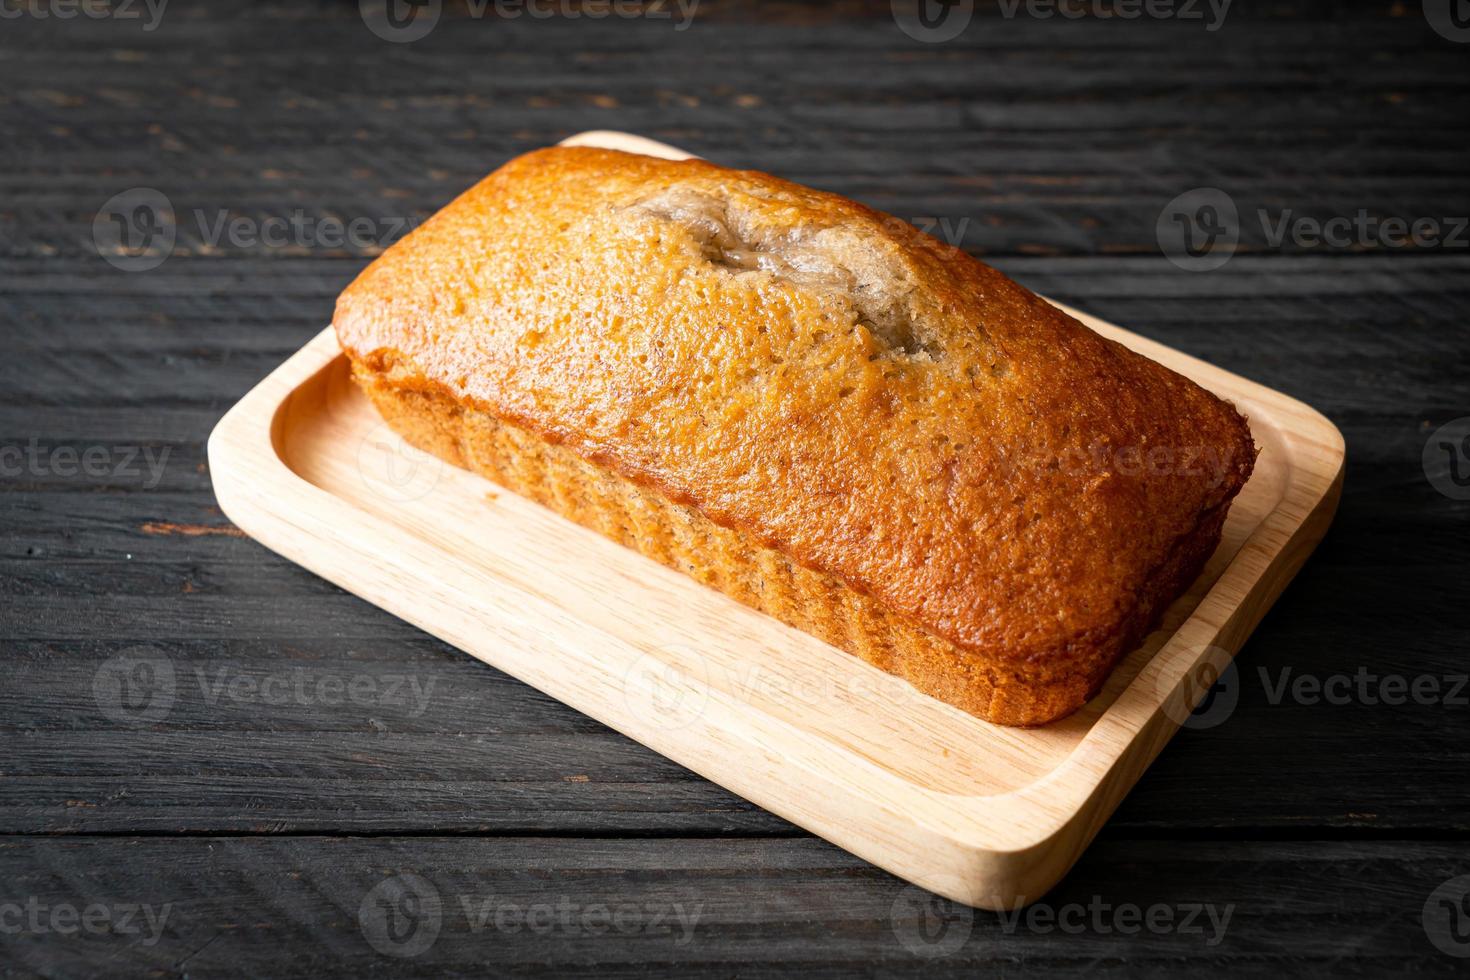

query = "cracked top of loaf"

[{"left": 335, "top": 146, "right": 1256, "bottom": 666}]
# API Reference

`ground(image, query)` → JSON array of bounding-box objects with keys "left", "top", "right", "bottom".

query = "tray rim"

[{"left": 208, "top": 133, "right": 1345, "bottom": 908}]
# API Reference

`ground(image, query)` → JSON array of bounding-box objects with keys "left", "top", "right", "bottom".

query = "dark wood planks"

[
  {"left": 1, "top": 836, "right": 1466, "bottom": 977},
  {"left": 2, "top": 0, "right": 1469, "bottom": 974}
]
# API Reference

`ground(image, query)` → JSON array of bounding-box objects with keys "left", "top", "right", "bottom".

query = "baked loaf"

[{"left": 334, "top": 146, "right": 1256, "bottom": 726}]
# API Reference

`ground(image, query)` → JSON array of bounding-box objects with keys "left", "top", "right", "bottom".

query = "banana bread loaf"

[{"left": 334, "top": 146, "right": 1256, "bottom": 726}]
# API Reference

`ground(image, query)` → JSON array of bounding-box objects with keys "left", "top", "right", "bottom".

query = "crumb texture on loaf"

[
  {"left": 334, "top": 146, "right": 1256, "bottom": 679},
  {"left": 626, "top": 186, "right": 939, "bottom": 357}
]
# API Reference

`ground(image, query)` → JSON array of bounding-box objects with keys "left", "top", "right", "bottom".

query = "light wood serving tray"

[{"left": 209, "top": 131, "right": 1344, "bottom": 909}]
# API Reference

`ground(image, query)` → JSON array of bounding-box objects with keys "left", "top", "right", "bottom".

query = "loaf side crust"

[{"left": 353, "top": 360, "right": 1229, "bottom": 726}]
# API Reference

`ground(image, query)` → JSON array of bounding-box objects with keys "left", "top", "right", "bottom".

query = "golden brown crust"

[{"left": 334, "top": 146, "right": 1257, "bottom": 725}]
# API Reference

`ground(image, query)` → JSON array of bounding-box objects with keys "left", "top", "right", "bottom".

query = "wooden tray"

[{"left": 208, "top": 131, "right": 1344, "bottom": 909}]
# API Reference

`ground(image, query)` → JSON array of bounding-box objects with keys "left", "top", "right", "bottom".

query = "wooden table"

[{"left": 3, "top": 2, "right": 1468, "bottom": 975}]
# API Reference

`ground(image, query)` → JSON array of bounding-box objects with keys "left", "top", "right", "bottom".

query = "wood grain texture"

[
  {"left": 2, "top": 835, "right": 1466, "bottom": 976},
  {"left": 2, "top": 0, "right": 1469, "bottom": 973}
]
